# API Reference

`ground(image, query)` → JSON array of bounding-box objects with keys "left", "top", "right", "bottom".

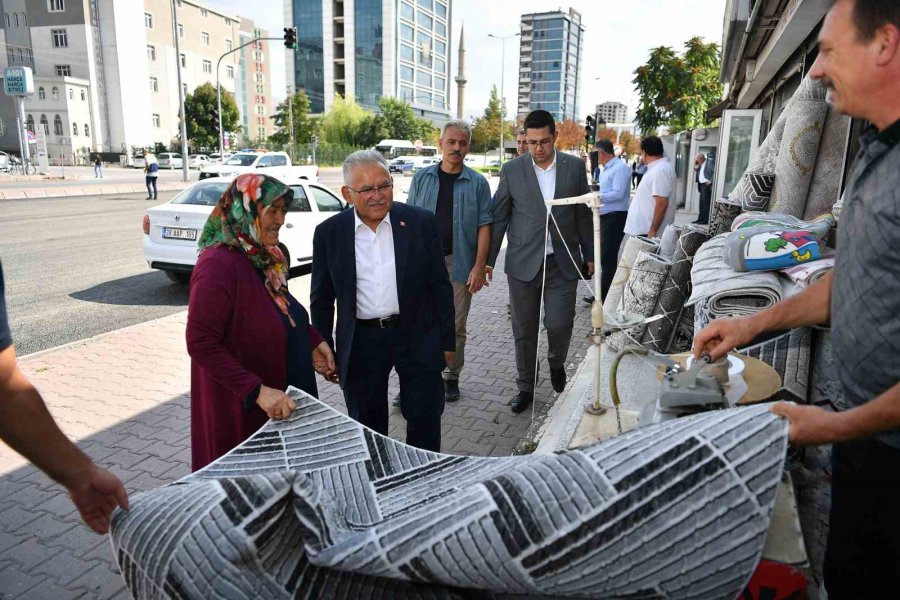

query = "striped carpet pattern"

[{"left": 110, "top": 390, "right": 788, "bottom": 600}]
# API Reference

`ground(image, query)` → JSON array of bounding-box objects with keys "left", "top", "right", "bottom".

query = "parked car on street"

[
  {"left": 132, "top": 152, "right": 146, "bottom": 169},
  {"left": 189, "top": 154, "right": 210, "bottom": 169},
  {"left": 142, "top": 175, "right": 346, "bottom": 284},
  {"left": 157, "top": 153, "right": 183, "bottom": 169},
  {"left": 198, "top": 151, "right": 318, "bottom": 182},
  {"left": 208, "top": 151, "right": 231, "bottom": 164},
  {"left": 388, "top": 158, "right": 415, "bottom": 174}
]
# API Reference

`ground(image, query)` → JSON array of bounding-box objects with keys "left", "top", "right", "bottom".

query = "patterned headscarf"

[{"left": 198, "top": 173, "right": 296, "bottom": 326}]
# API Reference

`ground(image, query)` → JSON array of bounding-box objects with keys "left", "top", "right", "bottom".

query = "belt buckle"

[{"left": 378, "top": 316, "right": 391, "bottom": 328}]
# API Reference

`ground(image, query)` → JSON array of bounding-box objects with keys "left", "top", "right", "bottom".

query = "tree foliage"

[
  {"left": 633, "top": 37, "right": 723, "bottom": 134},
  {"left": 269, "top": 90, "right": 315, "bottom": 145},
  {"left": 318, "top": 95, "right": 369, "bottom": 146},
  {"left": 596, "top": 127, "right": 618, "bottom": 143},
  {"left": 555, "top": 119, "right": 582, "bottom": 151},
  {"left": 618, "top": 131, "right": 641, "bottom": 157},
  {"left": 470, "top": 85, "right": 516, "bottom": 152},
  {"left": 184, "top": 83, "right": 240, "bottom": 150},
  {"left": 357, "top": 97, "right": 436, "bottom": 148}
]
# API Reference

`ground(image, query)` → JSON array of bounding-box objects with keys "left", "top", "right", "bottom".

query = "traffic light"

[
  {"left": 585, "top": 115, "right": 595, "bottom": 145},
  {"left": 283, "top": 27, "right": 297, "bottom": 50}
]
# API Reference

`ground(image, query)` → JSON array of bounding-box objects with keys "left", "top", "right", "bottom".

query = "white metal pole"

[
  {"left": 499, "top": 40, "right": 505, "bottom": 165},
  {"left": 17, "top": 98, "right": 31, "bottom": 163},
  {"left": 171, "top": 0, "right": 189, "bottom": 182}
]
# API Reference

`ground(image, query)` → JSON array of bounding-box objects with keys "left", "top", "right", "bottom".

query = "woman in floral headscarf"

[{"left": 186, "top": 173, "right": 335, "bottom": 471}]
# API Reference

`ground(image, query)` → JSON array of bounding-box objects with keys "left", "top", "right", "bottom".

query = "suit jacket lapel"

[
  {"left": 553, "top": 152, "right": 566, "bottom": 201},
  {"left": 390, "top": 204, "right": 409, "bottom": 295},
  {"left": 343, "top": 210, "right": 358, "bottom": 313}
]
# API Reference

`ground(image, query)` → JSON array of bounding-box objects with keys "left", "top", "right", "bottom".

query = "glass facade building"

[
  {"left": 517, "top": 8, "right": 582, "bottom": 122},
  {"left": 287, "top": 0, "right": 450, "bottom": 123}
]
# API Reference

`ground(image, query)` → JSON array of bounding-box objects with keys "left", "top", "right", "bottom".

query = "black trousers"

[
  {"left": 697, "top": 182, "right": 712, "bottom": 224},
  {"left": 824, "top": 438, "right": 900, "bottom": 599},
  {"left": 343, "top": 325, "right": 443, "bottom": 452},
  {"left": 600, "top": 211, "right": 628, "bottom": 302}
]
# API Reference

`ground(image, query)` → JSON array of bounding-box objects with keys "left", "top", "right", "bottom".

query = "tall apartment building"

[
  {"left": 516, "top": 7, "right": 583, "bottom": 123},
  {"left": 0, "top": 0, "right": 271, "bottom": 160},
  {"left": 234, "top": 20, "right": 273, "bottom": 146},
  {"left": 284, "top": 0, "right": 452, "bottom": 125},
  {"left": 595, "top": 101, "right": 627, "bottom": 124}
]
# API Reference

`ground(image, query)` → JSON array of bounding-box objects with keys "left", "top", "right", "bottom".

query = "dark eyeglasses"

[{"left": 347, "top": 181, "right": 393, "bottom": 199}]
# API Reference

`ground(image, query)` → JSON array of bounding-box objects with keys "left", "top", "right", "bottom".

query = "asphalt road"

[{"left": 0, "top": 191, "right": 193, "bottom": 356}]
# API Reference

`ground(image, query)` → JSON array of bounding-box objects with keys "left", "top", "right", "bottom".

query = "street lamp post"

[
  {"left": 488, "top": 32, "right": 519, "bottom": 166},
  {"left": 171, "top": 0, "right": 189, "bottom": 182}
]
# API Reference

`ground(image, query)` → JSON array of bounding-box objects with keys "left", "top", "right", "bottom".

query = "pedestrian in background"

[
  {"left": 406, "top": 120, "right": 493, "bottom": 403},
  {"left": 487, "top": 110, "right": 593, "bottom": 413},
  {"left": 693, "top": 153, "right": 714, "bottom": 225},
  {"left": 632, "top": 156, "right": 647, "bottom": 190},
  {"left": 624, "top": 136, "right": 675, "bottom": 240},
  {"left": 144, "top": 151, "right": 159, "bottom": 201},
  {"left": 0, "top": 260, "right": 129, "bottom": 533},
  {"left": 583, "top": 138, "right": 631, "bottom": 305},
  {"left": 516, "top": 129, "right": 528, "bottom": 157},
  {"left": 311, "top": 150, "right": 455, "bottom": 452},
  {"left": 187, "top": 174, "right": 335, "bottom": 471},
  {"left": 93, "top": 154, "right": 103, "bottom": 179}
]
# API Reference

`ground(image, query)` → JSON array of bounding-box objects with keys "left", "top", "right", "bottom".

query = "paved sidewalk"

[{"left": 0, "top": 252, "right": 594, "bottom": 598}]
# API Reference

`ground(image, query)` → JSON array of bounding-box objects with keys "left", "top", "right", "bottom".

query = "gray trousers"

[{"left": 507, "top": 256, "right": 577, "bottom": 393}]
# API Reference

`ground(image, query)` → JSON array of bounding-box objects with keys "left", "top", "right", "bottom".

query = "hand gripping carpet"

[{"left": 109, "top": 389, "right": 789, "bottom": 600}]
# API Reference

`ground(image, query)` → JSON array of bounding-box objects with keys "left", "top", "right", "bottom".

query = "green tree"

[
  {"left": 184, "top": 82, "right": 240, "bottom": 150},
  {"left": 471, "top": 85, "right": 503, "bottom": 152},
  {"left": 269, "top": 90, "right": 314, "bottom": 145},
  {"left": 632, "top": 37, "right": 723, "bottom": 134},
  {"left": 318, "top": 95, "right": 369, "bottom": 146}
]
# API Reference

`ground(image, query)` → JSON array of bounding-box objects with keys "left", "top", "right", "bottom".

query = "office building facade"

[
  {"left": 595, "top": 101, "right": 627, "bottom": 124},
  {"left": 284, "top": 0, "right": 452, "bottom": 125},
  {"left": 517, "top": 7, "right": 583, "bottom": 123}
]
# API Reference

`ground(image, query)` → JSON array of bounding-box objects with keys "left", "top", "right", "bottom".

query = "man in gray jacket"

[{"left": 487, "top": 110, "right": 593, "bottom": 413}]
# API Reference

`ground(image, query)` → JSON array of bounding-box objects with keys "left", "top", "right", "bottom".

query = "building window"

[
  {"left": 224, "top": 17, "right": 232, "bottom": 26},
  {"left": 400, "top": 43, "right": 414, "bottom": 62},
  {"left": 400, "top": 2, "right": 413, "bottom": 21},
  {"left": 435, "top": 1, "right": 447, "bottom": 18},
  {"left": 180, "top": 54, "right": 186, "bottom": 67},
  {"left": 17, "top": 49, "right": 23, "bottom": 62},
  {"left": 84, "top": 124, "right": 89, "bottom": 137},
  {"left": 177, "top": 23, "right": 183, "bottom": 37},
  {"left": 416, "top": 12, "right": 432, "bottom": 30},
  {"left": 400, "top": 65, "right": 414, "bottom": 83},
  {"left": 225, "top": 39, "right": 233, "bottom": 52},
  {"left": 0, "top": 119, "right": 4, "bottom": 136},
  {"left": 201, "top": 32, "right": 210, "bottom": 46},
  {"left": 80, "top": 90, "right": 85, "bottom": 101},
  {"left": 22, "top": 11, "right": 26, "bottom": 26},
  {"left": 147, "top": 45, "right": 156, "bottom": 61},
  {"left": 202, "top": 60, "right": 212, "bottom": 74},
  {"left": 144, "top": 12, "right": 152, "bottom": 28},
  {"left": 27, "top": 115, "right": 35, "bottom": 132},
  {"left": 226, "top": 66, "right": 234, "bottom": 78},
  {"left": 52, "top": 115, "right": 62, "bottom": 135},
  {"left": 4, "top": 14, "right": 8, "bottom": 27},
  {"left": 55, "top": 65, "right": 71, "bottom": 77},
  {"left": 68, "top": 88, "right": 74, "bottom": 100},
  {"left": 5, "top": 49, "right": 11, "bottom": 64},
  {"left": 72, "top": 122, "right": 78, "bottom": 136},
  {"left": 52, "top": 29, "right": 69, "bottom": 47},
  {"left": 38, "top": 87, "right": 46, "bottom": 100},
  {"left": 48, "top": 0, "right": 65, "bottom": 11},
  {"left": 150, "top": 77, "right": 158, "bottom": 92},
  {"left": 152, "top": 114, "right": 160, "bottom": 128},
  {"left": 13, "top": 13, "right": 18, "bottom": 27},
  {"left": 200, "top": 8, "right": 208, "bottom": 17},
  {"left": 417, "top": 0, "right": 432, "bottom": 9},
  {"left": 51, "top": 87, "right": 60, "bottom": 100},
  {"left": 182, "top": 83, "right": 187, "bottom": 96}
]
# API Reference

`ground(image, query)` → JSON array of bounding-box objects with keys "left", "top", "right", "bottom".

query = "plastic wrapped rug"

[
  {"left": 606, "top": 251, "right": 671, "bottom": 351},
  {"left": 109, "top": 390, "right": 789, "bottom": 600},
  {"left": 602, "top": 235, "right": 659, "bottom": 316}
]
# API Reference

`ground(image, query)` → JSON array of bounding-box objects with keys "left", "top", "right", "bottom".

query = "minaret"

[{"left": 454, "top": 25, "right": 467, "bottom": 119}]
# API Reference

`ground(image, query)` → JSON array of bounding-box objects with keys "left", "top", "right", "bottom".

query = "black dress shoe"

[
  {"left": 510, "top": 391, "right": 534, "bottom": 414},
  {"left": 392, "top": 393, "right": 401, "bottom": 408},
  {"left": 550, "top": 367, "right": 567, "bottom": 393},
  {"left": 444, "top": 379, "right": 460, "bottom": 402}
]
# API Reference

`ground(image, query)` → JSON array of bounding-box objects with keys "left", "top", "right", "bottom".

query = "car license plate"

[{"left": 162, "top": 227, "right": 197, "bottom": 241}]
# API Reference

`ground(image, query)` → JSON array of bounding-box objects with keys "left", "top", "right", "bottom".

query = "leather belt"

[{"left": 356, "top": 315, "right": 401, "bottom": 328}]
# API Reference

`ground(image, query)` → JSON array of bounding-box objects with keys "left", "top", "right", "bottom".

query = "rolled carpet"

[
  {"left": 668, "top": 304, "right": 696, "bottom": 354},
  {"left": 686, "top": 234, "right": 783, "bottom": 313},
  {"left": 602, "top": 235, "right": 659, "bottom": 317},
  {"left": 658, "top": 225, "right": 683, "bottom": 260},
  {"left": 708, "top": 198, "right": 743, "bottom": 238},
  {"left": 738, "top": 327, "right": 812, "bottom": 403},
  {"left": 607, "top": 251, "right": 671, "bottom": 351},
  {"left": 641, "top": 228, "right": 710, "bottom": 353}
]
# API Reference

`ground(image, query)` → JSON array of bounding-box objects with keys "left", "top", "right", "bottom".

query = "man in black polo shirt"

[
  {"left": 0, "top": 261, "right": 129, "bottom": 533},
  {"left": 694, "top": 1, "right": 900, "bottom": 597}
]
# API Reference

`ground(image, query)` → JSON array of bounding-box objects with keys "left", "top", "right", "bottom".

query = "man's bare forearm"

[
  {"left": 648, "top": 196, "right": 668, "bottom": 237},
  {"left": 753, "top": 270, "right": 833, "bottom": 333},
  {"left": 475, "top": 224, "right": 490, "bottom": 267}
]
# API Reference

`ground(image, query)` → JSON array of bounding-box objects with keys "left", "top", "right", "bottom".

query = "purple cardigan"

[{"left": 186, "top": 246, "right": 323, "bottom": 471}]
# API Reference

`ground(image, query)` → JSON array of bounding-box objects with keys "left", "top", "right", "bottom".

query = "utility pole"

[
  {"left": 287, "top": 86, "right": 294, "bottom": 161},
  {"left": 488, "top": 32, "right": 520, "bottom": 166},
  {"left": 171, "top": 0, "right": 189, "bottom": 182}
]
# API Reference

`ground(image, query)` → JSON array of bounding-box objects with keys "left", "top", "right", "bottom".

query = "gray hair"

[
  {"left": 441, "top": 119, "right": 472, "bottom": 141},
  {"left": 343, "top": 149, "right": 389, "bottom": 184}
]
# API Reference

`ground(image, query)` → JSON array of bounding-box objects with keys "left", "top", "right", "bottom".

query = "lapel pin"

[{"left": 400, "top": 221, "right": 406, "bottom": 227}]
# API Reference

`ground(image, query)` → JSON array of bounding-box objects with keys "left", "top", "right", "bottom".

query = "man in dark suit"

[
  {"left": 693, "top": 153, "right": 715, "bottom": 225},
  {"left": 487, "top": 110, "right": 593, "bottom": 413},
  {"left": 311, "top": 150, "right": 455, "bottom": 452}
]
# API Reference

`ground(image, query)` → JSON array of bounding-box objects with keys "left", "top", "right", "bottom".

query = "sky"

[{"left": 206, "top": 0, "right": 726, "bottom": 122}]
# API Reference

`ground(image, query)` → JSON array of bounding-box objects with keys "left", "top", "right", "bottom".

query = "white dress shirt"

[
  {"left": 698, "top": 159, "right": 711, "bottom": 184},
  {"left": 533, "top": 152, "right": 557, "bottom": 255},
  {"left": 354, "top": 210, "right": 400, "bottom": 319},
  {"left": 624, "top": 157, "right": 676, "bottom": 236}
]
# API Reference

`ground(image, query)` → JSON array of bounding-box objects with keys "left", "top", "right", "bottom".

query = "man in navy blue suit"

[{"left": 311, "top": 150, "right": 455, "bottom": 452}]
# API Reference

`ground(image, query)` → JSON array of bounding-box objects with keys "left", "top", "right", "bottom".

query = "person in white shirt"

[
  {"left": 693, "top": 153, "right": 715, "bottom": 225},
  {"left": 623, "top": 136, "right": 676, "bottom": 239},
  {"left": 310, "top": 150, "right": 456, "bottom": 452}
]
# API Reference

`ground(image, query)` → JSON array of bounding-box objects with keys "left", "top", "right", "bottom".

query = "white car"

[
  {"left": 133, "top": 153, "right": 146, "bottom": 169},
  {"left": 158, "top": 152, "right": 183, "bottom": 169},
  {"left": 208, "top": 152, "right": 231, "bottom": 164},
  {"left": 189, "top": 154, "right": 210, "bottom": 169},
  {"left": 142, "top": 176, "right": 347, "bottom": 284}
]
